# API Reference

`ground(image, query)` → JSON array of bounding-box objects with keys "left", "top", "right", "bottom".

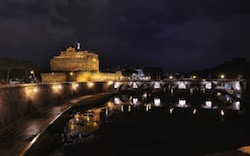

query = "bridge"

[{"left": 113, "top": 79, "right": 244, "bottom": 95}]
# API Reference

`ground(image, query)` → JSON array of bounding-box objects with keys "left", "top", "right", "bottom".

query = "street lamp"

[
  {"left": 30, "top": 70, "right": 35, "bottom": 82},
  {"left": 30, "top": 70, "right": 34, "bottom": 76},
  {"left": 220, "top": 74, "right": 225, "bottom": 79}
]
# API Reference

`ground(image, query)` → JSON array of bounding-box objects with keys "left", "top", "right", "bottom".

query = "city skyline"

[{"left": 0, "top": 0, "right": 250, "bottom": 72}]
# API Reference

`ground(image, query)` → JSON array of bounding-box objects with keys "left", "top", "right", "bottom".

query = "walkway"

[{"left": 0, "top": 92, "right": 115, "bottom": 156}]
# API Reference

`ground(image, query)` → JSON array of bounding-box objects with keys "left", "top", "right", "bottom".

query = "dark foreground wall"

[{"left": 0, "top": 82, "right": 114, "bottom": 130}]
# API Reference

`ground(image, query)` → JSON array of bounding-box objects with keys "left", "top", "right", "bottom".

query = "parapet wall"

[{"left": 0, "top": 82, "right": 114, "bottom": 130}]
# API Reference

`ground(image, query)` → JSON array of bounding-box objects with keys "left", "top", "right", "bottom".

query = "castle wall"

[
  {"left": 40, "top": 73, "right": 67, "bottom": 83},
  {"left": 41, "top": 71, "right": 124, "bottom": 83}
]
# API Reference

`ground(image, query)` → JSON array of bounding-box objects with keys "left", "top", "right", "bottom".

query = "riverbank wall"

[{"left": 0, "top": 82, "right": 114, "bottom": 130}]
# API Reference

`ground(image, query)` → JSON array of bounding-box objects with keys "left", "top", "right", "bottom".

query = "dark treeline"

[
  {"left": 122, "top": 57, "right": 250, "bottom": 80},
  {"left": 0, "top": 58, "right": 40, "bottom": 83},
  {"left": 183, "top": 57, "right": 250, "bottom": 80}
]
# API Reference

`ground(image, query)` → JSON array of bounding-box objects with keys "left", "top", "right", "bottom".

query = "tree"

[
  {"left": 0, "top": 58, "right": 25, "bottom": 83},
  {"left": 22, "top": 60, "right": 41, "bottom": 82},
  {"left": 143, "top": 67, "right": 165, "bottom": 80}
]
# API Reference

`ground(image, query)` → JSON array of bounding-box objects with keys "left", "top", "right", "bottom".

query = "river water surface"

[{"left": 62, "top": 91, "right": 250, "bottom": 156}]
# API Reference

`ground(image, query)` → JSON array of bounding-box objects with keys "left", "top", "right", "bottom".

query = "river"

[{"left": 59, "top": 90, "right": 250, "bottom": 156}]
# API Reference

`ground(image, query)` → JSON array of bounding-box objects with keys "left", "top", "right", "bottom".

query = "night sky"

[{"left": 0, "top": 0, "right": 250, "bottom": 72}]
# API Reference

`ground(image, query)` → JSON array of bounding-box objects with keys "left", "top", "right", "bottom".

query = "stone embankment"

[{"left": 0, "top": 82, "right": 114, "bottom": 131}]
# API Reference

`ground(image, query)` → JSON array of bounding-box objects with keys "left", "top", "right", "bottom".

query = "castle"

[
  {"left": 41, "top": 46, "right": 123, "bottom": 82},
  {"left": 50, "top": 47, "right": 99, "bottom": 72}
]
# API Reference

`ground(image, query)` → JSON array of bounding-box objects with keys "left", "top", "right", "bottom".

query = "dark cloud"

[{"left": 0, "top": 0, "right": 250, "bottom": 72}]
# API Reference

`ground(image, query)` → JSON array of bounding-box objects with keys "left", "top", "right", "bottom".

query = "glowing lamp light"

[
  {"left": 132, "top": 97, "right": 138, "bottom": 104},
  {"left": 205, "top": 82, "right": 212, "bottom": 89},
  {"left": 193, "top": 108, "right": 196, "bottom": 114},
  {"left": 154, "top": 82, "right": 160, "bottom": 89},
  {"left": 145, "top": 103, "right": 152, "bottom": 112},
  {"left": 154, "top": 98, "right": 161, "bottom": 107},
  {"left": 220, "top": 110, "right": 225, "bottom": 121},
  {"left": 221, "top": 110, "right": 225, "bottom": 116},
  {"left": 24, "top": 87, "right": 38, "bottom": 98},
  {"left": 121, "top": 105, "right": 124, "bottom": 112},
  {"left": 107, "top": 101, "right": 113, "bottom": 107},
  {"left": 178, "top": 99, "right": 186, "bottom": 107},
  {"left": 149, "top": 103, "right": 152, "bottom": 110},
  {"left": 70, "top": 72, "right": 73, "bottom": 76},
  {"left": 93, "top": 122, "right": 97, "bottom": 127},
  {"left": 114, "top": 97, "right": 120, "bottom": 105},
  {"left": 235, "top": 101, "right": 240, "bottom": 110},
  {"left": 169, "top": 108, "right": 174, "bottom": 114},
  {"left": 220, "top": 74, "right": 225, "bottom": 79},
  {"left": 87, "top": 82, "right": 94, "bottom": 88},
  {"left": 235, "top": 101, "right": 240, "bottom": 107},
  {"left": 52, "top": 84, "right": 63, "bottom": 92},
  {"left": 169, "top": 76, "right": 173, "bottom": 80},
  {"left": 178, "top": 82, "right": 186, "bottom": 89},
  {"left": 132, "top": 83, "right": 138, "bottom": 89},
  {"left": 52, "top": 85, "right": 57, "bottom": 89},
  {"left": 33, "top": 88, "right": 38, "bottom": 93},
  {"left": 235, "top": 81, "right": 241, "bottom": 91},
  {"left": 71, "top": 83, "right": 79, "bottom": 90},
  {"left": 128, "top": 105, "right": 131, "bottom": 112},
  {"left": 146, "top": 104, "right": 149, "bottom": 112},
  {"left": 107, "top": 81, "right": 113, "bottom": 86},
  {"left": 114, "top": 82, "right": 119, "bottom": 89},
  {"left": 205, "top": 101, "right": 212, "bottom": 108}
]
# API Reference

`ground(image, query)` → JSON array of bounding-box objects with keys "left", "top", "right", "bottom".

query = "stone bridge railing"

[{"left": 113, "top": 79, "right": 244, "bottom": 94}]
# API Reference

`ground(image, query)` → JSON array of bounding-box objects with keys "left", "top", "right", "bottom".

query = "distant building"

[
  {"left": 41, "top": 46, "right": 123, "bottom": 83},
  {"left": 131, "top": 69, "right": 150, "bottom": 80}
]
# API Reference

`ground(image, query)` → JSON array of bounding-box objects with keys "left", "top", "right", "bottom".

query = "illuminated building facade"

[
  {"left": 50, "top": 47, "right": 99, "bottom": 72},
  {"left": 41, "top": 46, "right": 124, "bottom": 82}
]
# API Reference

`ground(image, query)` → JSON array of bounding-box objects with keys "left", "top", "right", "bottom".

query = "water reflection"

[
  {"left": 112, "top": 92, "right": 244, "bottom": 123},
  {"left": 67, "top": 110, "right": 99, "bottom": 137},
  {"left": 62, "top": 91, "right": 244, "bottom": 150},
  {"left": 204, "top": 100, "right": 212, "bottom": 109},
  {"left": 176, "top": 99, "right": 187, "bottom": 108},
  {"left": 192, "top": 108, "right": 197, "bottom": 114},
  {"left": 145, "top": 103, "right": 152, "bottom": 112},
  {"left": 112, "top": 92, "right": 242, "bottom": 112}
]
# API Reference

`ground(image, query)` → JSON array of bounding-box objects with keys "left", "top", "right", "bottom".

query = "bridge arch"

[
  {"left": 118, "top": 84, "right": 132, "bottom": 92},
  {"left": 118, "top": 94, "right": 131, "bottom": 102},
  {"left": 139, "top": 83, "right": 153, "bottom": 91}
]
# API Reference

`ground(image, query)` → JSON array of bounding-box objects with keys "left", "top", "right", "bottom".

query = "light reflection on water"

[{"left": 63, "top": 92, "right": 244, "bottom": 150}]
